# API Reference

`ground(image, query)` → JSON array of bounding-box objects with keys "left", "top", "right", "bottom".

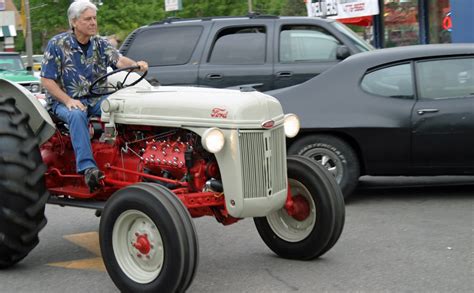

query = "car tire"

[
  {"left": 99, "top": 183, "right": 198, "bottom": 293},
  {"left": 288, "top": 134, "right": 360, "bottom": 198},
  {"left": 0, "top": 96, "right": 49, "bottom": 268},
  {"left": 254, "top": 155, "right": 345, "bottom": 260}
]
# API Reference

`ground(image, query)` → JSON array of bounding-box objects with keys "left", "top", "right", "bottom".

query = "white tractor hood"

[{"left": 101, "top": 86, "right": 285, "bottom": 129}]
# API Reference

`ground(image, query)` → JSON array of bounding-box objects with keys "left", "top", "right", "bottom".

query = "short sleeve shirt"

[{"left": 41, "top": 31, "right": 120, "bottom": 105}]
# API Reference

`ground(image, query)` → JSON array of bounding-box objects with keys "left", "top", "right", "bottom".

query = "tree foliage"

[{"left": 13, "top": 0, "right": 308, "bottom": 53}]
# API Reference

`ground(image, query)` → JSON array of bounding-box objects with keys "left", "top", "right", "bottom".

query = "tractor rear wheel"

[
  {"left": 99, "top": 183, "right": 198, "bottom": 293},
  {"left": 254, "top": 155, "right": 345, "bottom": 260},
  {"left": 0, "top": 96, "right": 48, "bottom": 268}
]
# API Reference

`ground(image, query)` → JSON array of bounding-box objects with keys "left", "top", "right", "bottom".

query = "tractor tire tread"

[{"left": 0, "top": 95, "right": 48, "bottom": 269}]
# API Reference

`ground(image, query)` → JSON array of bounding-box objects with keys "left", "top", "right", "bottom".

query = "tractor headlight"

[
  {"left": 284, "top": 114, "right": 300, "bottom": 138},
  {"left": 101, "top": 99, "right": 120, "bottom": 113},
  {"left": 201, "top": 128, "right": 225, "bottom": 153}
]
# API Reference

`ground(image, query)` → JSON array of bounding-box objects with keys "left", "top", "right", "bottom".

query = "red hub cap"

[
  {"left": 133, "top": 234, "right": 151, "bottom": 255},
  {"left": 290, "top": 195, "right": 310, "bottom": 221}
]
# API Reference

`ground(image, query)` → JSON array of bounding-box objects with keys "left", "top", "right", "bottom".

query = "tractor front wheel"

[
  {"left": 254, "top": 155, "right": 345, "bottom": 260},
  {"left": 99, "top": 183, "right": 198, "bottom": 293}
]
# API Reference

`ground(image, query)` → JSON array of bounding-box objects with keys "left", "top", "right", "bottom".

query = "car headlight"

[
  {"left": 201, "top": 127, "right": 225, "bottom": 153},
  {"left": 284, "top": 114, "right": 300, "bottom": 138},
  {"left": 30, "top": 84, "right": 40, "bottom": 93}
]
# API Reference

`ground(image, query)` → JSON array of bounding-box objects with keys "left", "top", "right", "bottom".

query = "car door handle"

[
  {"left": 276, "top": 71, "right": 293, "bottom": 77},
  {"left": 417, "top": 109, "right": 439, "bottom": 115},
  {"left": 206, "top": 74, "right": 223, "bottom": 80}
]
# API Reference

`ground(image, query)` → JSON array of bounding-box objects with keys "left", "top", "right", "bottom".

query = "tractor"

[{"left": 0, "top": 67, "right": 344, "bottom": 292}]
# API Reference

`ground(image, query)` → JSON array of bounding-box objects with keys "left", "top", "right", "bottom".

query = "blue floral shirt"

[{"left": 41, "top": 31, "right": 120, "bottom": 106}]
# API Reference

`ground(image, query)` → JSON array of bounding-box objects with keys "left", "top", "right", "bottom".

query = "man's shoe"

[{"left": 84, "top": 168, "right": 105, "bottom": 193}]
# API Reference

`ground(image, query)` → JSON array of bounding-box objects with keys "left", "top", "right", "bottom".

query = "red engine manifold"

[{"left": 141, "top": 139, "right": 218, "bottom": 192}]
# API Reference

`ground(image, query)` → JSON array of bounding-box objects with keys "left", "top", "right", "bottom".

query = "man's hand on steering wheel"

[{"left": 135, "top": 61, "right": 148, "bottom": 73}]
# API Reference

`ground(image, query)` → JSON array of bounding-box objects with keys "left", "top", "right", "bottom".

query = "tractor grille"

[{"left": 239, "top": 126, "right": 286, "bottom": 199}]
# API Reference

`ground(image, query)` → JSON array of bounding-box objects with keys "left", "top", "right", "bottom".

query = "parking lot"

[{"left": 0, "top": 176, "right": 472, "bottom": 293}]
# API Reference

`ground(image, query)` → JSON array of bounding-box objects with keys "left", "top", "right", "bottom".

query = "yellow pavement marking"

[
  {"left": 64, "top": 232, "right": 102, "bottom": 256},
  {"left": 48, "top": 257, "right": 106, "bottom": 272},
  {"left": 48, "top": 232, "right": 106, "bottom": 272}
]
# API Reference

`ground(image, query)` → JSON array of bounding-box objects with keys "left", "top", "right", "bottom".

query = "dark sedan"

[{"left": 269, "top": 44, "right": 474, "bottom": 198}]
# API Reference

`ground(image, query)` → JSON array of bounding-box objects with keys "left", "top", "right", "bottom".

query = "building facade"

[
  {"left": 307, "top": 0, "right": 473, "bottom": 48},
  {"left": 0, "top": 0, "right": 20, "bottom": 51},
  {"left": 372, "top": 0, "right": 472, "bottom": 48}
]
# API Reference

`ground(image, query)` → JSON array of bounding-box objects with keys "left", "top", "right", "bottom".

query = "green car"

[{"left": 0, "top": 52, "right": 42, "bottom": 94}]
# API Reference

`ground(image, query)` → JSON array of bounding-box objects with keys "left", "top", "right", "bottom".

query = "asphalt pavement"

[{"left": 0, "top": 176, "right": 472, "bottom": 293}]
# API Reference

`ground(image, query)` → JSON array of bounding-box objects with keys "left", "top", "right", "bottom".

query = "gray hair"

[{"left": 68, "top": 1, "right": 98, "bottom": 29}]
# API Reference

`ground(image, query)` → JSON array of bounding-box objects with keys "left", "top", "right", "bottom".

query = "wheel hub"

[
  {"left": 133, "top": 234, "right": 151, "bottom": 255},
  {"left": 267, "top": 179, "right": 316, "bottom": 242},
  {"left": 113, "top": 210, "right": 164, "bottom": 284},
  {"left": 290, "top": 195, "right": 310, "bottom": 221}
]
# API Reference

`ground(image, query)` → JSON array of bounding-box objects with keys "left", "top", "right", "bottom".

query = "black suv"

[{"left": 120, "top": 15, "right": 373, "bottom": 91}]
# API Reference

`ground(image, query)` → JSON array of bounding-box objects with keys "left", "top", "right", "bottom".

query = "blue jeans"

[{"left": 52, "top": 96, "right": 107, "bottom": 173}]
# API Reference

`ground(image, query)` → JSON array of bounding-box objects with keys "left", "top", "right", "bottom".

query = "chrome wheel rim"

[
  {"left": 267, "top": 179, "right": 316, "bottom": 242},
  {"left": 112, "top": 210, "right": 164, "bottom": 284},
  {"left": 304, "top": 148, "right": 343, "bottom": 183}
]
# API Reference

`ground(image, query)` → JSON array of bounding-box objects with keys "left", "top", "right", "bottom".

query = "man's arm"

[
  {"left": 41, "top": 77, "right": 87, "bottom": 111},
  {"left": 116, "top": 56, "right": 148, "bottom": 72}
]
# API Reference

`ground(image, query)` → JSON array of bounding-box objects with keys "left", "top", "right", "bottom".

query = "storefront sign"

[
  {"left": 165, "top": 0, "right": 182, "bottom": 12},
  {"left": 306, "top": 0, "right": 379, "bottom": 19}
]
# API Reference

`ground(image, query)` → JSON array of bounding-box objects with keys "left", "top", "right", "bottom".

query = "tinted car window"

[
  {"left": 280, "top": 25, "right": 341, "bottom": 63},
  {"left": 209, "top": 27, "right": 266, "bottom": 65},
  {"left": 361, "top": 63, "right": 414, "bottom": 98},
  {"left": 126, "top": 26, "right": 202, "bottom": 66},
  {"left": 416, "top": 57, "right": 474, "bottom": 99}
]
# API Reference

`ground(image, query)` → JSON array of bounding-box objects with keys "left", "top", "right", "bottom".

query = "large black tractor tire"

[
  {"left": 288, "top": 134, "right": 360, "bottom": 199},
  {"left": 100, "top": 183, "right": 199, "bottom": 293},
  {"left": 0, "top": 96, "right": 48, "bottom": 268},
  {"left": 254, "top": 155, "right": 345, "bottom": 260}
]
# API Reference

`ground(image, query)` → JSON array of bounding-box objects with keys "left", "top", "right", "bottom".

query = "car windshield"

[
  {"left": 32, "top": 55, "right": 43, "bottom": 63},
  {"left": 0, "top": 55, "right": 25, "bottom": 71},
  {"left": 331, "top": 21, "right": 374, "bottom": 52}
]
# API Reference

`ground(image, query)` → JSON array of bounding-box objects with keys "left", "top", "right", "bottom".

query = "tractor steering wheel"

[{"left": 89, "top": 65, "right": 148, "bottom": 96}]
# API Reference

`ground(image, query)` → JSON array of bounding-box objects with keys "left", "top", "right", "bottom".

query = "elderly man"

[{"left": 41, "top": 0, "right": 148, "bottom": 192}]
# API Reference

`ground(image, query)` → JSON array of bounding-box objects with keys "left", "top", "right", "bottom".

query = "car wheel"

[
  {"left": 288, "top": 134, "right": 360, "bottom": 198},
  {"left": 0, "top": 96, "right": 49, "bottom": 268},
  {"left": 254, "top": 156, "right": 345, "bottom": 260},
  {"left": 99, "top": 183, "right": 198, "bottom": 293}
]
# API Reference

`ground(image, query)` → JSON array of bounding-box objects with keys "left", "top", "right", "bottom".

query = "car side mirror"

[{"left": 336, "top": 45, "right": 351, "bottom": 60}]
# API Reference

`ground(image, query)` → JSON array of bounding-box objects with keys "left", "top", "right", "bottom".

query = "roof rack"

[
  {"left": 247, "top": 12, "right": 279, "bottom": 19},
  {"left": 149, "top": 14, "right": 279, "bottom": 26}
]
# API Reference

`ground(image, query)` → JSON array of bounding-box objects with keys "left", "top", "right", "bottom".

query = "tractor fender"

[{"left": 0, "top": 79, "right": 55, "bottom": 145}]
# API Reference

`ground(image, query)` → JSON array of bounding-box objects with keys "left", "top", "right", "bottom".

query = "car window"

[
  {"left": 279, "top": 25, "right": 341, "bottom": 63},
  {"left": 32, "top": 55, "right": 43, "bottom": 63},
  {"left": 125, "top": 26, "right": 203, "bottom": 66},
  {"left": 208, "top": 26, "right": 266, "bottom": 65},
  {"left": 331, "top": 21, "right": 374, "bottom": 52},
  {"left": 0, "top": 55, "right": 24, "bottom": 71},
  {"left": 416, "top": 57, "right": 474, "bottom": 99},
  {"left": 361, "top": 63, "right": 414, "bottom": 99}
]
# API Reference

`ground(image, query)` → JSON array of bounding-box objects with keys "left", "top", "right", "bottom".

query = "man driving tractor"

[{"left": 40, "top": 0, "right": 148, "bottom": 192}]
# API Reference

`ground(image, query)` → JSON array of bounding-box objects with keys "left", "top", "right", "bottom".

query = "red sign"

[{"left": 442, "top": 12, "right": 452, "bottom": 31}]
